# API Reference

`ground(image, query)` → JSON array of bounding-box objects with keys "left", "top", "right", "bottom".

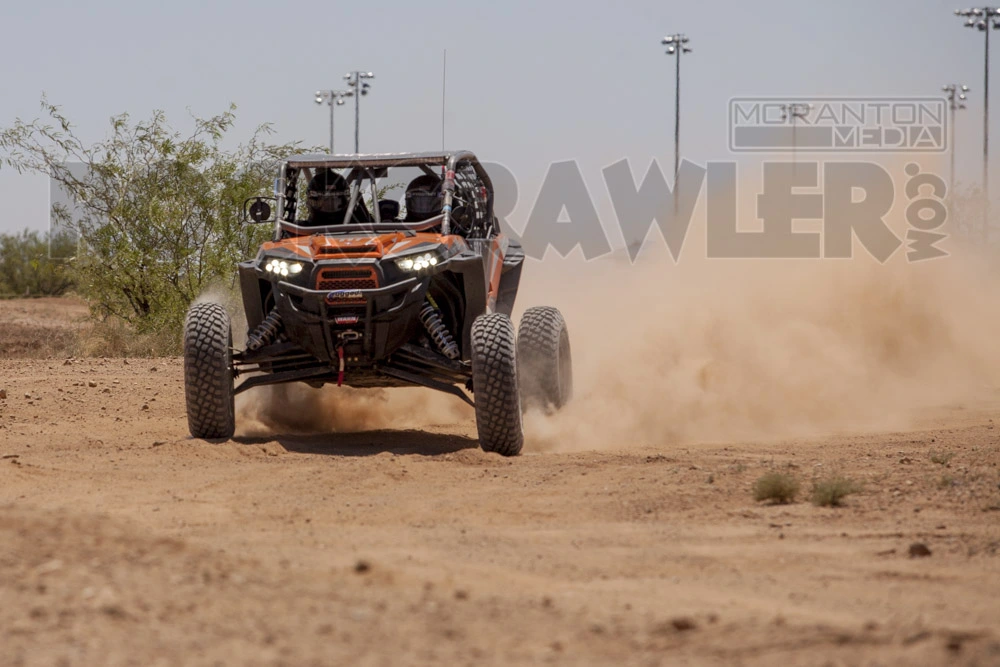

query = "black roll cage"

[{"left": 274, "top": 150, "right": 495, "bottom": 239}]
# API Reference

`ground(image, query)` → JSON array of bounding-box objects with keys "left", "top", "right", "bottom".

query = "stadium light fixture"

[
  {"left": 660, "top": 33, "right": 692, "bottom": 215},
  {"left": 314, "top": 89, "right": 354, "bottom": 154}
]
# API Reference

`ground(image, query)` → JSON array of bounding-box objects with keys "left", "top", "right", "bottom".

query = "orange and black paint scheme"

[{"left": 232, "top": 152, "right": 523, "bottom": 405}]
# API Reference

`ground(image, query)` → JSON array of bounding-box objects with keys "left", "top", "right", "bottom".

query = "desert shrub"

[
  {"left": 929, "top": 451, "right": 954, "bottom": 466},
  {"left": 753, "top": 472, "right": 801, "bottom": 504},
  {"left": 810, "top": 476, "right": 863, "bottom": 507}
]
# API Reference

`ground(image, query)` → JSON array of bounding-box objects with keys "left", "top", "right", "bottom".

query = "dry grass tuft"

[
  {"left": 810, "top": 476, "right": 863, "bottom": 507},
  {"left": 753, "top": 472, "right": 801, "bottom": 504},
  {"left": 0, "top": 322, "right": 79, "bottom": 359},
  {"left": 75, "top": 318, "right": 179, "bottom": 358}
]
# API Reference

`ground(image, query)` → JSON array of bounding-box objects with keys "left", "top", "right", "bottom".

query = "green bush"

[{"left": 1, "top": 99, "right": 307, "bottom": 338}]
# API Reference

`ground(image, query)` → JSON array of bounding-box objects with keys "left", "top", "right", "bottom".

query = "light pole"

[
  {"left": 343, "top": 71, "right": 374, "bottom": 153},
  {"left": 780, "top": 103, "right": 811, "bottom": 175},
  {"left": 942, "top": 84, "right": 969, "bottom": 229},
  {"left": 955, "top": 8, "right": 1000, "bottom": 244},
  {"left": 314, "top": 89, "right": 353, "bottom": 154},
  {"left": 661, "top": 34, "right": 691, "bottom": 215}
]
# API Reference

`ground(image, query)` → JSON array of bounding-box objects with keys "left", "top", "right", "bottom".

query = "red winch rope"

[{"left": 337, "top": 345, "right": 345, "bottom": 387}]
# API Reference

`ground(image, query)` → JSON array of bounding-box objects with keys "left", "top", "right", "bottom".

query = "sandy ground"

[{"left": 0, "top": 354, "right": 998, "bottom": 666}]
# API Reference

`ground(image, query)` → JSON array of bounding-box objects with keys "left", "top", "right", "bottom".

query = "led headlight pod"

[
  {"left": 395, "top": 252, "right": 439, "bottom": 272},
  {"left": 264, "top": 259, "right": 303, "bottom": 278}
]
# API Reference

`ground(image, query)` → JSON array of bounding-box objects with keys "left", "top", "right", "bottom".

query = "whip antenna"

[{"left": 442, "top": 49, "right": 447, "bottom": 150}]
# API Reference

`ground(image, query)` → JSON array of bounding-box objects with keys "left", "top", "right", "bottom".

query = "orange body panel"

[
  {"left": 260, "top": 232, "right": 463, "bottom": 260},
  {"left": 487, "top": 238, "right": 503, "bottom": 304}
]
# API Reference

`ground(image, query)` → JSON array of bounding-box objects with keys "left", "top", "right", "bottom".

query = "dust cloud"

[
  {"left": 235, "top": 384, "right": 471, "bottom": 438},
  {"left": 517, "top": 240, "right": 1000, "bottom": 451}
]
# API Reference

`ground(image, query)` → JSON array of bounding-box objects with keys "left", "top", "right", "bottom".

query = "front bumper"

[{"left": 273, "top": 275, "right": 428, "bottom": 364}]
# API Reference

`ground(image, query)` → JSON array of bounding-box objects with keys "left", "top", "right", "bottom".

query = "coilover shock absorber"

[
  {"left": 246, "top": 308, "right": 283, "bottom": 351},
  {"left": 419, "top": 295, "right": 460, "bottom": 360}
]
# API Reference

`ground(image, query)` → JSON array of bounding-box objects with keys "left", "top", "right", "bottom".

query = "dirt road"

[{"left": 1, "top": 355, "right": 998, "bottom": 666}]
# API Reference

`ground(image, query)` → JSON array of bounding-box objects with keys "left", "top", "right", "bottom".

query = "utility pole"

[
  {"left": 661, "top": 34, "right": 691, "bottom": 216},
  {"left": 314, "top": 89, "right": 353, "bottom": 153},
  {"left": 955, "top": 8, "right": 1000, "bottom": 244},
  {"left": 343, "top": 71, "right": 375, "bottom": 153}
]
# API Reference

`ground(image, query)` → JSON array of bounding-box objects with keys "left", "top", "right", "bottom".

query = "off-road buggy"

[{"left": 183, "top": 151, "right": 572, "bottom": 455}]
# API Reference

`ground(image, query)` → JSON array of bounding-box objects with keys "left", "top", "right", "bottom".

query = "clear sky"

[{"left": 0, "top": 0, "right": 987, "bottom": 234}]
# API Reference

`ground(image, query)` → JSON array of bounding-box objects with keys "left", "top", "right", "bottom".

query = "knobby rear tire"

[{"left": 517, "top": 306, "right": 573, "bottom": 412}]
